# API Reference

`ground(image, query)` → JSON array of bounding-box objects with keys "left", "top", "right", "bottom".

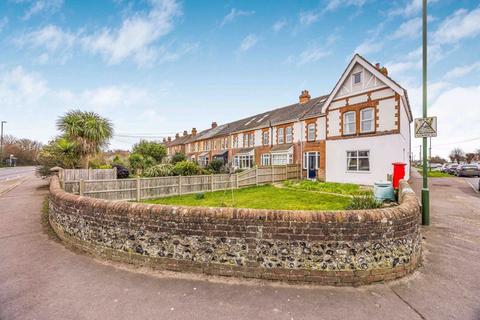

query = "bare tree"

[
  {"left": 449, "top": 148, "right": 466, "bottom": 164},
  {"left": 465, "top": 153, "right": 476, "bottom": 164}
]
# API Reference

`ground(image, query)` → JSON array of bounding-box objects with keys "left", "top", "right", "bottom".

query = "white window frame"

[
  {"left": 285, "top": 127, "right": 293, "bottom": 143},
  {"left": 262, "top": 131, "right": 269, "bottom": 146},
  {"left": 261, "top": 154, "right": 271, "bottom": 166},
  {"left": 360, "top": 107, "right": 375, "bottom": 133},
  {"left": 352, "top": 71, "right": 362, "bottom": 85},
  {"left": 346, "top": 150, "right": 370, "bottom": 172},
  {"left": 307, "top": 123, "right": 316, "bottom": 141},
  {"left": 234, "top": 155, "right": 254, "bottom": 169},
  {"left": 343, "top": 111, "right": 356, "bottom": 135},
  {"left": 271, "top": 152, "right": 293, "bottom": 166},
  {"left": 249, "top": 133, "right": 254, "bottom": 147},
  {"left": 277, "top": 128, "right": 284, "bottom": 144}
]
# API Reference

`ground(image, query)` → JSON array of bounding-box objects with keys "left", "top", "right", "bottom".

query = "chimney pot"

[
  {"left": 175, "top": 133, "right": 180, "bottom": 139},
  {"left": 183, "top": 130, "right": 188, "bottom": 136},
  {"left": 211, "top": 122, "right": 217, "bottom": 129},
  {"left": 191, "top": 128, "right": 197, "bottom": 136},
  {"left": 167, "top": 137, "right": 171, "bottom": 142},
  {"left": 299, "top": 90, "right": 311, "bottom": 104},
  {"left": 162, "top": 138, "right": 166, "bottom": 142},
  {"left": 375, "top": 63, "right": 380, "bottom": 69}
]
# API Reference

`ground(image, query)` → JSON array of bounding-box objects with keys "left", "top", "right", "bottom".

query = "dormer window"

[{"left": 352, "top": 72, "right": 362, "bottom": 85}]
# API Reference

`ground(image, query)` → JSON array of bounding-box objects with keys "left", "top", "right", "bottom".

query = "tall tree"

[
  {"left": 57, "top": 110, "right": 113, "bottom": 168},
  {"left": 449, "top": 148, "right": 465, "bottom": 164}
]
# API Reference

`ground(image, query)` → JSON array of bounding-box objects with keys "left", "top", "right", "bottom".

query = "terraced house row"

[{"left": 163, "top": 55, "right": 413, "bottom": 185}]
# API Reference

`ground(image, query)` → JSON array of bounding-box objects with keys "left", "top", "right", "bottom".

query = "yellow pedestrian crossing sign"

[{"left": 415, "top": 116, "right": 437, "bottom": 138}]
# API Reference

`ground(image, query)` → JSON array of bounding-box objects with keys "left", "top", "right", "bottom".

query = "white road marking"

[{"left": 464, "top": 178, "right": 479, "bottom": 193}]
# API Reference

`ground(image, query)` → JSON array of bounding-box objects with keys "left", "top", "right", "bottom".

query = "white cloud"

[
  {"left": 22, "top": 0, "right": 64, "bottom": 20},
  {"left": 82, "top": 0, "right": 181, "bottom": 65},
  {"left": 325, "top": 0, "right": 367, "bottom": 12},
  {"left": 390, "top": 17, "right": 422, "bottom": 39},
  {"left": 220, "top": 8, "right": 254, "bottom": 27},
  {"left": 238, "top": 34, "right": 258, "bottom": 52},
  {"left": 0, "top": 66, "right": 172, "bottom": 146},
  {"left": 353, "top": 39, "right": 383, "bottom": 56},
  {"left": 388, "top": 0, "right": 437, "bottom": 17},
  {"left": 444, "top": 61, "right": 480, "bottom": 79},
  {"left": 299, "top": 11, "right": 320, "bottom": 26},
  {"left": 433, "top": 7, "right": 480, "bottom": 44},
  {"left": 272, "top": 19, "right": 287, "bottom": 32},
  {"left": 297, "top": 46, "right": 331, "bottom": 66},
  {"left": 15, "top": 0, "right": 191, "bottom": 67}
]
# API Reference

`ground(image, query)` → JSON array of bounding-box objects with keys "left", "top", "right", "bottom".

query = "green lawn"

[
  {"left": 144, "top": 184, "right": 352, "bottom": 211},
  {"left": 283, "top": 180, "right": 373, "bottom": 196}
]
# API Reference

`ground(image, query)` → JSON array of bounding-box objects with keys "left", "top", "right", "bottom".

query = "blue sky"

[{"left": 0, "top": 0, "right": 479, "bottom": 158}]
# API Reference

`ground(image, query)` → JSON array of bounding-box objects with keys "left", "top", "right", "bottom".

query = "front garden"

[{"left": 144, "top": 181, "right": 379, "bottom": 211}]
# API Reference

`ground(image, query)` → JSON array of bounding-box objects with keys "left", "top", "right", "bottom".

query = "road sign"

[{"left": 415, "top": 116, "right": 437, "bottom": 138}]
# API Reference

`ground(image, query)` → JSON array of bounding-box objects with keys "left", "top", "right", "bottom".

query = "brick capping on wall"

[{"left": 49, "top": 176, "right": 422, "bottom": 286}]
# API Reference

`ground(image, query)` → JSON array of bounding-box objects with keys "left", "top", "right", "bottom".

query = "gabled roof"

[{"left": 321, "top": 54, "right": 413, "bottom": 122}]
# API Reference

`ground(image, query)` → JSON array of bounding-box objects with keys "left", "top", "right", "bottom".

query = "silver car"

[{"left": 456, "top": 164, "right": 480, "bottom": 177}]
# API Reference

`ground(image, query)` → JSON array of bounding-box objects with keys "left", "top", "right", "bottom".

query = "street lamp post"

[
  {"left": 421, "top": 0, "right": 430, "bottom": 225},
  {"left": 0, "top": 121, "right": 7, "bottom": 165}
]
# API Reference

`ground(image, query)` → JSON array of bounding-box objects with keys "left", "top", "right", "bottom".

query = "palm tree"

[{"left": 57, "top": 110, "right": 113, "bottom": 168}]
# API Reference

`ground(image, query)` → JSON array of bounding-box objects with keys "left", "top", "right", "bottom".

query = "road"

[
  {"left": 0, "top": 166, "right": 36, "bottom": 181},
  {"left": 462, "top": 176, "right": 479, "bottom": 193},
  {"left": 0, "top": 172, "right": 479, "bottom": 320}
]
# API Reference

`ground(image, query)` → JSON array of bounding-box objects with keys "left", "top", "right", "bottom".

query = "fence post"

[
  {"left": 255, "top": 168, "right": 259, "bottom": 186},
  {"left": 211, "top": 174, "right": 214, "bottom": 192},
  {"left": 136, "top": 177, "right": 141, "bottom": 201},
  {"left": 285, "top": 165, "right": 288, "bottom": 180},
  {"left": 79, "top": 179, "right": 85, "bottom": 196},
  {"left": 179, "top": 176, "right": 182, "bottom": 195},
  {"left": 88, "top": 168, "right": 92, "bottom": 180},
  {"left": 113, "top": 167, "right": 117, "bottom": 179},
  {"left": 235, "top": 173, "right": 239, "bottom": 189}
]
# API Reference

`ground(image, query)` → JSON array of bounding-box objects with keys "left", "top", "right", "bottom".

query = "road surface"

[
  {"left": 0, "top": 166, "right": 36, "bottom": 181},
  {"left": 0, "top": 172, "right": 479, "bottom": 320}
]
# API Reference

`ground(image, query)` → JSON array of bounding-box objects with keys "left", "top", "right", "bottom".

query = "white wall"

[
  {"left": 254, "top": 129, "right": 262, "bottom": 147},
  {"left": 293, "top": 122, "right": 303, "bottom": 142},
  {"left": 325, "top": 134, "right": 410, "bottom": 185},
  {"left": 336, "top": 64, "right": 386, "bottom": 98},
  {"left": 327, "top": 110, "right": 340, "bottom": 137},
  {"left": 317, "top": 117, "right": 326, "bottom": 140},
  {"left": 377, "top": 97, "right": 397, "bottom": 132}
]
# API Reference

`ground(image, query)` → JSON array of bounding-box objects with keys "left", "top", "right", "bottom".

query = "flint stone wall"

[{"left": 49, "top": 176, "right": 421, "bottom": 286}]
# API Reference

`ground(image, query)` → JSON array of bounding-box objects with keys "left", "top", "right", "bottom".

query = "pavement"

[
  {"left": 0, "top": 172, "right": 479, "bottom": 320},
  {"left": 0, "top": 166, "right": 36, "bottom": 181}
]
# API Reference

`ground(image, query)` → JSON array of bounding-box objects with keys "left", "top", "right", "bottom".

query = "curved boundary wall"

[{"left": 49, "top": 176, "right": 421, "bottom": 286}]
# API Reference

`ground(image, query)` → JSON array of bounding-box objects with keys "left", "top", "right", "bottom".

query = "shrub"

[
  {"left": 195, "top": 192, "right": 205, "bottom": 200},
  {"left": 172, "top": 161, "right": 202, "bottom": 176},
  {"left": 132, "top": 140, "right": 166, "bottom": 163},
  {"left": 207, "top": 159, "right": 225, "bottom": 174},
  {"left": 347, "top": 195, "right": 382, "bottom": 210},
  {"left": 144, "top": 164, "right": 174, "bottom": 177},
  {"left": 171, "top": 152, "right": 187, "bottom": 165},
  {"left": 112, "top": 164, "right": 130, "bottom": 179}
]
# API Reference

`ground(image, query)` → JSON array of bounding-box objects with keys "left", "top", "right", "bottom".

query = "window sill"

[{"left": 346, "top": 170, "right": 371, "bottom": 174}]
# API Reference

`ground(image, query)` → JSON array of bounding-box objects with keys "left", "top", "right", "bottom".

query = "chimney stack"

[
  {"left": 175, "top": 133, "right": 180, "bottom": 139},
  {"left": 191, "top": 128, "right": 197, "bottom": 136},
  {"left": 211, "top": 122, "right": 217, "bottom": 129},
  {"left": 375, "top": 62, "right": 388, "bottom": 76},
  {"left": 299, "top": 90, "right": 311, "bottom": 104},
  {"left": 167, "top": 137, "right": 171, "bottom": 142},
  {"left": 183, "top": 130, "right": 188, "bottom": 136},
  {"left": 162, "top": 138, "right": 166, "bottom": 143}
]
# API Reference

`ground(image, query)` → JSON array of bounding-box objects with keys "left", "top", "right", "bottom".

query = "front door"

[{"left": 307, "top": 152, "right": 317, "bottom": 179}]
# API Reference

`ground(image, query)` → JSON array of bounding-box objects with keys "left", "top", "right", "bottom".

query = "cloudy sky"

[{"left": 0, "top": 0, "right": 479, "bottom": 158}]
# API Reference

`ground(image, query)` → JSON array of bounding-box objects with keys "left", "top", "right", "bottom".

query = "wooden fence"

[
  {"left": 62, "top": 164, "right": 300, "bottom": 201},
  {"left": 60, "top": 168, "right": 117, "bottom": 182}
]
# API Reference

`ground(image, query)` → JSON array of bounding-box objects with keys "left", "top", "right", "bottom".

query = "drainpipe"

[{"left": 300, "top": 120, "right": 304, "bottom": 179}]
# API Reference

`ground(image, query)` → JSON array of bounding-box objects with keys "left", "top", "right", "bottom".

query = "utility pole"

[
  {"left": 429, "top": 137, "right": 432, "bottom": 172},
  {"left": 0, "top": 121, "right": 6, "bottom": 165},
  {"left": 421, "top": 0, "right": 430, "bottom": 225},
  {"left": 419, "top": 145, "right": 422, "bottom": 163}
]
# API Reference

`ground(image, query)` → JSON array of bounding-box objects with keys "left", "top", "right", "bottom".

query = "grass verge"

[
  {"left": 143, "top": 184, "right": 352, "bottom": 211},
  {"left": 417, "top": 170, "right": 451, "bottom": 178}
]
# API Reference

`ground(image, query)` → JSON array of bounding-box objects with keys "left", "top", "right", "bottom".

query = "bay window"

[{"left": 261, "top": 154, "right": 271, "bottom": 166}]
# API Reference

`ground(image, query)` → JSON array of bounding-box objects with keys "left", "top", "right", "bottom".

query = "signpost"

[
  {"left": 421, "top": 0, "right": 430, "bottom": 226},
  {"left": 414, "top": 117, "right": 437, "bottom": 138}
]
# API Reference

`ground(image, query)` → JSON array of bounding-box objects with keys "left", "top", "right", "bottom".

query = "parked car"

[
  {"left": 455, "top": 164, "right": 480, "bottom": 177},
  {"left": 446, "top": 164, "right": 459, "bottom": 174},
  {"left": 440, "top": 163, "right": 450, "bottom": 173}
]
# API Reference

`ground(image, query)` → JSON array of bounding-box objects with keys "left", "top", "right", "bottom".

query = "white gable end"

[{"left": 336, "top": 63, "right": 387, "bottom": 99}]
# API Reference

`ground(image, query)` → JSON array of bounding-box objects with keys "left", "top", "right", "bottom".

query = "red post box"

[{"left": 392, "top": 162, "right": 406, "bottom": 189}]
